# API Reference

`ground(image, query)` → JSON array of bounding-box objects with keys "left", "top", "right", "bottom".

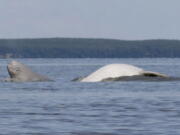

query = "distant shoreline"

[
  {"left": 0, "top": 38, "right": 179, "bottom": 58},
  {"left": 0, "top": 37, "right": 179, "bottom": 41}
]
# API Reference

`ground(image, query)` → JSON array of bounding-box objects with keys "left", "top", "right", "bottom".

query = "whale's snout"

[{"left": 7, "top": 61, "right": 22, "bottom": 78}]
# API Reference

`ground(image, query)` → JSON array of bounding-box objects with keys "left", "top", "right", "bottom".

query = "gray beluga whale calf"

[
  {"left": 5, "top": 60, "right": 52, "bottom": 82},
  {"left": 77, "top": 64, "right": 169, "bottom": 82}
]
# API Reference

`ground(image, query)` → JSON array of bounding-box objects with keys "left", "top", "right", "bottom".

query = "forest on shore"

[{"left": 0, "top": 38, "right": 179, "bottom": 58}]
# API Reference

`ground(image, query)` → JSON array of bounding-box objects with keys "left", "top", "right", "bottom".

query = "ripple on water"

[{"left": 0, "top": 58, "right": 180, "bottom": 135}]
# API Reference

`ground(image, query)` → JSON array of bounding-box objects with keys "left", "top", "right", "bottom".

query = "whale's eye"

[{"left": 14, "top": 67, "right": 21, "bottom": 72}]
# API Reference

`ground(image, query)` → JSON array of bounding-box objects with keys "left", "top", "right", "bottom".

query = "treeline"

[{"left": 0, "top": 38, "right": 180, "bottom": 58}]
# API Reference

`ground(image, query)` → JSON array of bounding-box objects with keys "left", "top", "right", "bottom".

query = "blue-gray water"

[{"left": 1, "top": 58, "right": 180, "bottom": 135}]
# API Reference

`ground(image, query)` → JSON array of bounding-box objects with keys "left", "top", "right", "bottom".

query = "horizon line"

[{"left": 0, "top": 37, "right": 179, "bottom": 41}]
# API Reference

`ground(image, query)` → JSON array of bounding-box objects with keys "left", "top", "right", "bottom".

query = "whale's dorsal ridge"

[{"left": 142, "top": 71, "right": 168, "bottom": 78}]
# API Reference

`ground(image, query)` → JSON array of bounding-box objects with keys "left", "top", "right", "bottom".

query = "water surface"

[{"left": 0, "top": 58, "right": 180, "bottom": 135}]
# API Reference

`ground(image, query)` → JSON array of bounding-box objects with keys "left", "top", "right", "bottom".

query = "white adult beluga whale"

[
  {"left": 79, "top": 64, "right": 168, "bottom": 82},
  {"left": 5, "top": 60, "right": 52, "bottom": 82}
]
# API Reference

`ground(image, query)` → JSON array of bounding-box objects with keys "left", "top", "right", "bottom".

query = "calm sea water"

[{"left": 0, "top": 58, "right": 180, "bottom": 135}]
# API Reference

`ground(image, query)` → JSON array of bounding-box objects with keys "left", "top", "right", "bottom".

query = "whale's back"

[{"left": 81, "top": 64, "right": 144, "bottom": 82}]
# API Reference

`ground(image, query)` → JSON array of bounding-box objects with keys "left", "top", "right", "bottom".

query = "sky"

[{"left": 0, "top": 0, "right": 180, "bottom": 40}]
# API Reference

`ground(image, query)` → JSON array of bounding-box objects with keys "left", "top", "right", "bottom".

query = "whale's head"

[
  {"left": 7, "top": 60, "right": 52, "bottom": 82},
  {"left": 7, "top": 61, "right": 28, "bottom": 78}
]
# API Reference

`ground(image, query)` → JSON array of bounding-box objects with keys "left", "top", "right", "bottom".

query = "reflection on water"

[{"left": 0, "top": 58, "right": 180, "bottom": 135}]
